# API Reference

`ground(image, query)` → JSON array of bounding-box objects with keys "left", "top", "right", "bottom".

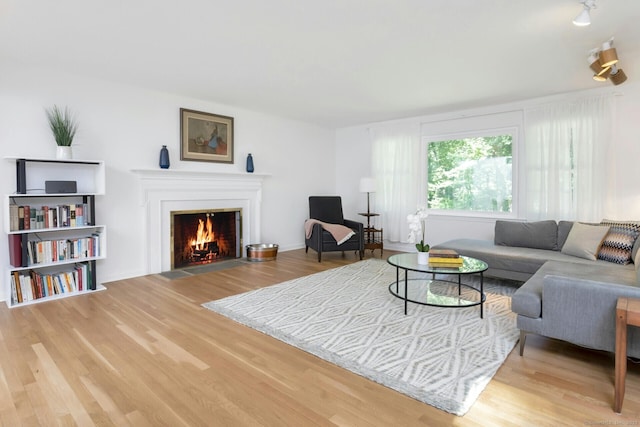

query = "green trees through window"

[{"left": 427, "top": 134, "right": 513, "bottom": 213}]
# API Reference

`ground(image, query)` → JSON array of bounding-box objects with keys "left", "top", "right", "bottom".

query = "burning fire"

[{"left": 191, "top": 215, "right": 214, "bottom": 249}]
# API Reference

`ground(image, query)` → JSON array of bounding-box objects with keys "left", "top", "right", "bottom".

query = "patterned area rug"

[{"left": 203, "top": 258, "right": 519, "bottom": 416}]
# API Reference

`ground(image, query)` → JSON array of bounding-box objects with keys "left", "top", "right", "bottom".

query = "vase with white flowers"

[{"left": 407, "top": 206, "right": 430, "bottom": 264}]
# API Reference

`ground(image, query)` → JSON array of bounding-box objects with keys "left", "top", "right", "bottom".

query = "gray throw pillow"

[
  {"left": 561, "top": 223, "right": 610, "bottom": 261},
  {"left": 494, "top": 220, "right": 558, "bottom": 250}
]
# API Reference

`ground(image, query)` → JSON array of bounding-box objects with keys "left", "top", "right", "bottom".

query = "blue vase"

[
  {"left": 246, "top": 153, "right": 254, "bottom": 173},
  {"left": 159, "top": 145, "right": 170, "bottom": 169}
]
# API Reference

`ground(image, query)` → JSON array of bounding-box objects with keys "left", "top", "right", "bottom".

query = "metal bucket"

[{"left": 246, "top": 243, "right": 279, "bottom": 261}]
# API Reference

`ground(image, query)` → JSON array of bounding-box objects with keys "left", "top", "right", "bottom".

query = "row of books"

[
  {"left": 428, "top": 248, "right": 463, "bottom": 267},
  {"left": 8, "top": 233, "right": 102, "bottom": 267},
  {"left": 10, "top": 262, "right": 95, "bottom": 305},
  {"left": 9, "top": 203, "right": 92, "bottom": 231}
]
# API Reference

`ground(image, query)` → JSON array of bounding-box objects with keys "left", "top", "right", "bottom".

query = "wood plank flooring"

[{"left": 0, "top": 249, "right": 638, "bottom": 426}]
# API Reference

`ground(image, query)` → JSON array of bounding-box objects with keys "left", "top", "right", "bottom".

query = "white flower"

[{"left": 407, "top": 206, "right": 428, "bottom": 246}]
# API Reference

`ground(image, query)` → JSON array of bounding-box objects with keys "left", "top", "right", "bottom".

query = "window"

[{"left": 426, "top": 130, "right": 514, "bottom": 214}]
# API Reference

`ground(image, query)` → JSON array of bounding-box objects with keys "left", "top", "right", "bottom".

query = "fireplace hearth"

[{"left": 171, "top": 209, "right": 241, "bottom": 269}]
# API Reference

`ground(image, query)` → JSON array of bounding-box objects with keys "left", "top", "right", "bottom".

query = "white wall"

[
  {"left": 0, "top": 65, "right": 336, "bottom": 301},
  {"left": 336, "top": 82, "right": 640, "bottom": 251}
]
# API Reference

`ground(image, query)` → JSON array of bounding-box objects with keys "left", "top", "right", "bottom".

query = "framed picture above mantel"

[{"left": 180, "top": 108, "right": 234, "bottom": 164}]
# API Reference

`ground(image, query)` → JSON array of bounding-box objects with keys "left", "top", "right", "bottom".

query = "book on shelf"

[
  {"left": 76, "top": 205, "right": 84, "bottom": 226},
  {"left": 9, "top": 204, "right": 19, "bottom": 231},
  {"left": 8, "top": 234, "right": 22, "bottom": 267},
  {"left": 29, "top": 207, "right": 36, "bottom": 230},
  {"left": 12, "top": 271, "right": 23, "bottom": 303},
  {"left": 87, "top": 261, "right": 95, "bottom": 290},
  {"left": 23, "top": 206, "right": 30, "bottom": 230},
  {"left": 429, "top": 248, "right": 459, "bottom": 258},
  {"left": 69, "top": 204, "right": 76, "bottom": 227},
  {"left": 18, "top": 206, "right": 25, "bottom": 230}
]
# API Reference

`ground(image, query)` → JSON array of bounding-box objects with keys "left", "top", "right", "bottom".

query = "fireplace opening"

[{"left": 171, "top": 209, "right": 242, "bottom": 269}]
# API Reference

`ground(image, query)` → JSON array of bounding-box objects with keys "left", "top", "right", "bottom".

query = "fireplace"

[
  {"left": 171, "top": 209, "right": 242, "bottom": 269},
  {"left": 132, "top": 169, "right": 266, "bottom": 274}
]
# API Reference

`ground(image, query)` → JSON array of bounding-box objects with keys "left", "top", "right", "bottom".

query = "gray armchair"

[{"left": 305, "top": 196, "right": 364, "bottom": 262}]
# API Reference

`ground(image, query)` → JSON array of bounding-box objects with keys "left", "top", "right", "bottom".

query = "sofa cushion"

[
  {"left": 561, "top": 223, "right": 609, "bottom": 261},
  {"left": 597, "top": 220, "right": 640, "bottom": 265},
  {"left": 557, "top": 220, "right": 574, "bottom": 250},
  {"left": 494, "top": 220, "right": 558, "bottom": 250},
  {"left": 511, "top": 260, "right": 637, "bottom": 319}
]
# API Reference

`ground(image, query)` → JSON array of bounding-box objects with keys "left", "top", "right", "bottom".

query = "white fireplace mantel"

[{"left": 132, "top": 169, "right": 269, "bottom": 273}]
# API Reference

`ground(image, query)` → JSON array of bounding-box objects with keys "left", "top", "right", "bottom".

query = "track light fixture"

[
  {"left": 599, "top": 38, "right": 618, "bottom": 68},
  {"left": 573, "top": 0, "right": 596, "bottom": 26},
  {"left": 587, "top": 38, "right": 627, "bottom": 86},
  {"left": 610, "top": 65, "right": 628, "bottom": 86}
]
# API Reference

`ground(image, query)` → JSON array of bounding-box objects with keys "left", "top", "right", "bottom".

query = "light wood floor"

[{"left": 1, "top": 249, "right": 639, "bottom": 426}]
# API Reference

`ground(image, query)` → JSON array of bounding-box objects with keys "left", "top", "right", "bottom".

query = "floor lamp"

[{"left": 359, "top": 177, "right": 377, "bottom": 229}]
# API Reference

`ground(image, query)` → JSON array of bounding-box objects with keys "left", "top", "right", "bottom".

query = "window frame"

[{"left": 421, "top": 126, "right": 519, "bottom": 219}]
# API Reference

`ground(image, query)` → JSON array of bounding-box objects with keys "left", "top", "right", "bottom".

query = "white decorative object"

[
  {"left": 56, "top": 146, "right": 72, "bottom": 160},
  {"left": 407, "top": 205, "right": 429, "bottom": 253},
  {"left": 417, "top": 251, "right": 429, "bottom": 265}
]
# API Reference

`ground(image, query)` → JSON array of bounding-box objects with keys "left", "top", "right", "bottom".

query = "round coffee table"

[{"left": 387, "top": 253, "right": 488, "bottom": 317}]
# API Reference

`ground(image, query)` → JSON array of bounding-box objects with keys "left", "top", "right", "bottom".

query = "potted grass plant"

[{"left": 45, "top": 105, "right": 77, "bottom": 159}]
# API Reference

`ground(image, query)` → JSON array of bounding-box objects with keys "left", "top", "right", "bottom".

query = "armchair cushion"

[{"left": 309, "top": 196, "right": 345, "bottom": 224}]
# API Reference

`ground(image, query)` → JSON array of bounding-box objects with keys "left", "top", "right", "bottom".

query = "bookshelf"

[{"left": 4, "top": 157, "right": 107, "bottom": 307}]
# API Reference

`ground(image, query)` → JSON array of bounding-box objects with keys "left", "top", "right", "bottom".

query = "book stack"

[{"left": 428, "top": 249, "right": 463, "bottom": 268}]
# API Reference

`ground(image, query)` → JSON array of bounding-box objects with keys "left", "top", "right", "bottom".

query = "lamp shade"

[
  {"left": 359, "top": 177, "right": 377, "bottom": 193},
  {"left": 589, "top": 56, "right": 603, "bottom": 74},
  {"left": 610, "top": 68, "right": 627, "bottom": 85},
  {"left": 592, "top": 67, "right": 611, "bottom": 81},
  {"left": 599, "top": 48, "right": 618, "bottom": 68},
  {"left": 573, "top": 8, "right": 590, "bottom": 26}
]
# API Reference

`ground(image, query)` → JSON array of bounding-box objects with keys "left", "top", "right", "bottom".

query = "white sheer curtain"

[
  {"left": 370, "top": 122, "right": 421, "bottom": 243},
  {"left": 524, "top": 96, "right": 613, "bottom": 221}
]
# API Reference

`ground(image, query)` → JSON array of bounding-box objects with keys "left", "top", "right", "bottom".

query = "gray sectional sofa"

[{"left": 434, "top": 219, "right": 640, "bottom": 358}]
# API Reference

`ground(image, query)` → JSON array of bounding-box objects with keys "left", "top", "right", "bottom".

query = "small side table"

[
  {"left": 363, "top": 227, "right": 383, "bottom": 257},
  {"left": 615, "top": 297, "right": 640, "bottom": 413},
  {"left": 359, "top": 212, "right": 383, "bottom": 257}
]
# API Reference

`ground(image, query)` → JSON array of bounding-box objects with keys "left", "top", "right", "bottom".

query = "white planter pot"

[
  {"left": 56, "top": 146, "right": 73, "bottom": 160},
  {"left": 417, "top": 252, "right": 429, "bottom": 265}
]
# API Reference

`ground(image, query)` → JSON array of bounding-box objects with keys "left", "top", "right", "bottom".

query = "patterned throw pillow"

[{"left": 597, "top": 220, "right": 640, "bottom": 264}]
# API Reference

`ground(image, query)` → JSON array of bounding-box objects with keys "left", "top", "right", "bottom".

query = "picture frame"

[{"left": 180, "top": 108, "right": 234, "bottom": 163}]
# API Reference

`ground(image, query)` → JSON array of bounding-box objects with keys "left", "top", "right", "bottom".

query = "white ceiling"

[{"left": 1, "top": 0, "right": 639, "bottom": 129}]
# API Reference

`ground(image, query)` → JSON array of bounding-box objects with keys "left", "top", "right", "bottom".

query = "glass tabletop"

[{"left": 387, "top": 253, "right": 488, "bottom": 274}]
